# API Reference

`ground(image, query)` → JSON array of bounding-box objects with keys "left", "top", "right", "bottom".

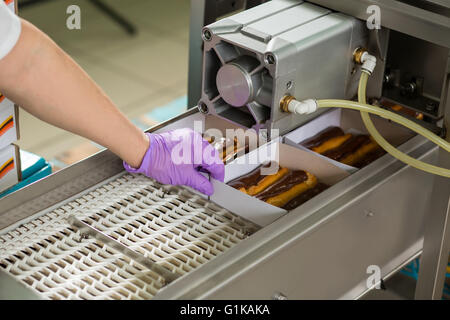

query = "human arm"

[
  {"left": 0, "top": 18, "right": 149, "bottom": 168},
  {"left": 0, "top": 11, "right": 224, "bottom": 194}
]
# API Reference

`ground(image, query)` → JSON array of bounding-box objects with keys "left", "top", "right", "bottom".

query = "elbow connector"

[
  {"left": 289, "top": 99, "right": 317, "bottom": 114},
  {"left": 361, "top": 52, "right": 377, "bottom": 74},
  {"left": 280, "top": 95, "right": 317, "bottom": 115},
  {"left": 353, "top": 47, "right": 377, "bottom": 74}
]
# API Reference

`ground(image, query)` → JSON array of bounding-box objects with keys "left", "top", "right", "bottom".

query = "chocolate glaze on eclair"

[
  {"left": 228, "top": 161, "right": 279, "bottom": 191},
  {"left": 282, "top": 183, "right": 328, "bottom": 210},
  {"left": 228, "top": 164, "right": 325, "bottom": 210},
  {"left": 352, "top": 148, "right": 386, "bottom": 168},
  {"left": 301, "top": 127, "right": 344, "bottom": 149},
  {"left": 322, "top": 134, "right": 372, "bottom": 162},
  {"left": 256, "top": 170, "right": 308, "bottom": 202}
]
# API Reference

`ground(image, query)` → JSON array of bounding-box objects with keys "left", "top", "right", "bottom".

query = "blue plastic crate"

[{"left": 0, "top": 150, "right": 52, "bottom": 198}]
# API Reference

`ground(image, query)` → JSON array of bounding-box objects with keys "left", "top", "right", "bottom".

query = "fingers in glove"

[
  {"left": 199, "top": 141, "right": 225, "bottom": 182},
  {"left": 186, "top": 170, "right": 214, "bottom": 196}
]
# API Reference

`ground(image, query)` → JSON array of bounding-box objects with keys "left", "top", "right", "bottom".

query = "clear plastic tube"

[
  {"left": 357, "top": 72, "right": 450, "bottom": 178},
  {"left": 316, "top": 98, "right": 450, "bottom": 152},
  {"left": 316, "top": 72, "right": 450, "bottom": 177}
]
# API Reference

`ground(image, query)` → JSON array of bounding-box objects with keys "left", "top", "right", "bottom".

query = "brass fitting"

[
  {"left": 280, "top": 95, "right": 295, "bottom": 113},
  {"left": 353, "top": 47, "right": 368, "bottom": 64}
]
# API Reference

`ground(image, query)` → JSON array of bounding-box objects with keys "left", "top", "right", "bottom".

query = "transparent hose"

[
  {"left": 316, "top": 72, "right": 450, "bottom": 177},
  {"left": 358, "top": 72, "right": 450, "bottom": 177},
  {"left": 316, "top": 100, "right": 450, "bottom": 152}
]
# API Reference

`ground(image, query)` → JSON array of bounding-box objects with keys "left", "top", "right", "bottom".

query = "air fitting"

[
  {"left": 280, "top": 95, "right": 317, "bottom": 115},
  {"left": 353, "top": 47, "right": 367, "bottom": 64},
  {"left": 280, "top": 95, "right": 295, "bottom": 113},
  {"left": 353, "top": 47, "right": 376, "bottom": 74}
]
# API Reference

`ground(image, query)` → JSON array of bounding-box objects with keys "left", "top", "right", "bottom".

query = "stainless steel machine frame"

[
  {"left": 0, "top": 107, "right": 440, "bottom": 299},
  {"left": 304, "top": 0, "right": 450, "bottom": 300},
  {"left": 199, "top": 1, "right": 373, "bottom": 134},
  {"left": 0, "top": 0, "right": 449, "bottom": 299}
]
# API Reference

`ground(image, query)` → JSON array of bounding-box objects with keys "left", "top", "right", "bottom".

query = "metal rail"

[{"left": 68, "top": 216, "right": 180, "bottom": 284}]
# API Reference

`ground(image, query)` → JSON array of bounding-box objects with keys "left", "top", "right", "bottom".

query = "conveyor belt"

[{"left": 0, "top": 173, "right": 259, "bottom": 299}]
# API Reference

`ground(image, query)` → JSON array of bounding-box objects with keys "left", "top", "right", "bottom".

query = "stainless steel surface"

[
  {"left": 187, "top": 0, "right": 266, "bottom": 108},
  {"left": 68, "top": 215, "right": 180, "bottom": 284},
  {"left": 415, "top": 81, "right": 450, "bottom": 300},
  {"left": 155, "top": 135, "right": 437, "bottom": 299},
  {"left": 358, "top": 247, "right": 422, "bottom": 299},
  {"left": 2, "top": 0, "right": 449, "bottom": 300},
  {"left": 188, "top": 0, "right": 208, "bottom": 109},
  {"left": 307, "top": 0, "right": 450, "bottom": 48},
  {"left": 200, "top": 0, "right": 378, "bottom": 134},
  {"left": 0, "top": 112, "right": 439, "bottom": 299},
  {"left": 216, "top": 58, "right": 257, "bottom": 107},
  {"left": 0, "top": 271, "right": 41, "bottom": 300}
]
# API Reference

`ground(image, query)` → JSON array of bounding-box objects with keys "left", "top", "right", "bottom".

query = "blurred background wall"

[{"left": 18, "top": 0, "right": 190, "bottom": 169}]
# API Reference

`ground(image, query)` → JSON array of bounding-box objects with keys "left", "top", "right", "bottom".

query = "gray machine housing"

[
  {"left": 200, "top": 0, "right": 373, "bottom": 135},
  {"left": 0, "top": 0, "right": 449, "bottom": 300}
]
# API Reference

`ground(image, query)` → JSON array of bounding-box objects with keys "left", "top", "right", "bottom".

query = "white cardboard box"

[
  {"left": 210, "top": 141, "right": 349, "bottom": 227},
  {"left": 0, "top": 144, "right": 21, "bottom": 194},
  {"left": 0, "top": 97, "right": 19, "bottom": 150},
  {"left": 152, "top": 113, "right": 350, "bottom": 227},
  {"left": 284, "top": 109, "right": 415, "bottom": 173}
]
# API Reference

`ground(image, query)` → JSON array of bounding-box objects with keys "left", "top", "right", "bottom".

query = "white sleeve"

[{"left": 0, "top": 1, "right": 21, "bottom": 60}]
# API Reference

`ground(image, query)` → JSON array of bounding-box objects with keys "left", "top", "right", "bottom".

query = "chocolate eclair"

[
  {"left": 256, "top": 170, "right": 318, "bottom": 208},
  {"left": 325, "top": 135, "right": 381, "bottom": 166},
  {"left": 301, "top": 127, "right": 344, "bottom": 149},
  {"left": 352, "top": 148, "right": 386, "bottom": 168},
  {"left": 206, "top": 135, "right": 248, "bottom": 163},
  {"left": 322, "top": 135, "right": 371, "bottom": 162},
  {"left": 228, "top": 165, "right": 326, "bottom": 210},
  {"left": 282, "top": 183, "right": 329, "bottom": 211},
  {"left": 228, "top": 161, "right": 288, "bottom": 196},
  {"left": 301, "top": 127, "right": 351, "bottom": 154},
  {"left": 300, "top": 126, "right": 385, "bottom": 168}
]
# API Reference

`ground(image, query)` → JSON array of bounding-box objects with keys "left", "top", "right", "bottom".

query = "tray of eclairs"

[
  {"left": 226, "top": 161, "right": 329, "bottom": 211},
  {"left": 207, "top": 134, "right": 350, "bottom": 214},
  {"left": 284, "top": 108, "right": 416, "bottom": 172},
  {"left": 299, "top": 126, "right": 386, "bottom": 169}
]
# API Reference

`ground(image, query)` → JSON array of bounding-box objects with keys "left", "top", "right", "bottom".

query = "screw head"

[
  {"left": 202, "top": 29, "right": 212, "bottom": 41},
  {"left": 265, "top": 53, "right": 275, "bottom": 65},
  {"left": 286, "top": 81, "right": 293, "bottom": 90},
  {"left": 198, "top": 101, "right": 209, "bottom": 114},
  {"left": 365, "top": 210, "right": 374, "bottom": 218}
]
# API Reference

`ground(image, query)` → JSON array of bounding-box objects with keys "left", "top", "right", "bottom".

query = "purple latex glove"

[{"left": 123, "top": 128, "right": 224, "bottom": 196}]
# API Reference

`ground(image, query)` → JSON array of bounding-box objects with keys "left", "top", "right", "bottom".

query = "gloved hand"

[{"left": 123, "top": 128, "right": 225, "bottom": 196}]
